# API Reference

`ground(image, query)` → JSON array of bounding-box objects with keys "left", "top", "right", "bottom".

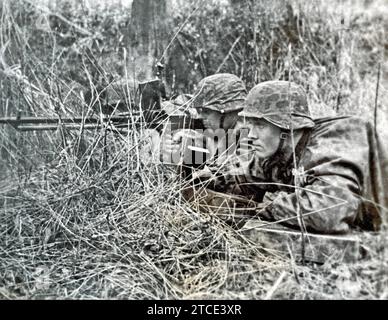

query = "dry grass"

[{"left": 0, "top": 0, "right": 387, "bottom": 299}]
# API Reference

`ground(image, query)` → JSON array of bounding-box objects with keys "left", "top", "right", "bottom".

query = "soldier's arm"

[{"left": 260, "top": 172, "right": 362, "bottom": 234}]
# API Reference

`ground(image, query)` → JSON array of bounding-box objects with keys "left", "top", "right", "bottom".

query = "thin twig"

[
  {"left": 287, "top": 43, "right": 306, "bottom": 264},
  {"left": 374, "top": 63, "right": 381, "bottom": 140},
  {"left": 157, "top": 0, "right": 203, "bottom": 64},
  {"left": 216, "top": 35, "right": 242, "bottom": 73},
  {"left": 264, "top": 271, "right": 287, "bottom": 300}
]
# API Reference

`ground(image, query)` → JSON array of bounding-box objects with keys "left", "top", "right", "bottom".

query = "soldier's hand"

[
  {"left": 160, "top": 129, "right": 206, "bottom": 164},
  {"left": 191, "top": 165, "right": 216, "bottom": 180},
  {"left": 172, "top": 129, "right": 205, "bottom": 145},
  {"left": 160, "top": 131, "right": 181, "bottom": 163},
  {"left": 162, "top": 133, "right": 181, "bottom": 154},
  {"left": 217, "top": 152, "right": 253, "bottom": 177},
  {"left": 254, "top": 200, "right": 273, "bottom": 220}
]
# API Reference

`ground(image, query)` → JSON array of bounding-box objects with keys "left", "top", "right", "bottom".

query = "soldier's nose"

[{"left": 248, "top": 127, "right": 259, "bottom": 139}]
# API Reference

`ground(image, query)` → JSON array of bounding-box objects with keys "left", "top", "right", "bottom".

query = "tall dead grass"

[{"left": 0, "top": 0, "right": 387, "bottom": 299}]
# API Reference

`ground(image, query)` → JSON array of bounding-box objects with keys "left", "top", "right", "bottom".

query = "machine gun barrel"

[
  {"left": 0, "top": 110, "right": 171, "bottom": 131},
  {"left": 0, "top": 77, "right": 170, "bottom": 131},
  {"left": 0, "top": 109, "right": 189, "bottom": 132},
  {"left": 0, "top": 115, "right": 137, "bottom": 125}
]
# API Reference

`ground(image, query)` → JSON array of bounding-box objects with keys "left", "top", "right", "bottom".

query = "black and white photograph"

[{"left": 0, "top": 0, "right": 387, "bottom": 303}]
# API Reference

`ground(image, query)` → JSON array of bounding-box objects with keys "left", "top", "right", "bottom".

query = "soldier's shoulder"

[
  {"left": 310, "top": 115, "right": 370, "bottom": 146},
  {"left": 313, "top": 115, "right": 366, "bottom": 127},
  {"left": 305, "top": 115, "right": 371, "bottom": 166},
  {"left": 313, "top": 115, "right": 369, "bottom": 134}
]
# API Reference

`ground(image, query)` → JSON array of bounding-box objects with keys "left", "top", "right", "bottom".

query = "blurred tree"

[{"left": 130, "top": 0, "right": 168, "bottom": 81}]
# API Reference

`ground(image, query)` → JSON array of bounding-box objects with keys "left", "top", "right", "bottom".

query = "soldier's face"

[
  {"left": 196, "top": 108, "right": 220, "bottom": 130},
  {"left": 239, "top": 117, "right": 282, "bottom": 159},
  {"left": 198, "top": 108, "right": 238, "bottom": 131}
]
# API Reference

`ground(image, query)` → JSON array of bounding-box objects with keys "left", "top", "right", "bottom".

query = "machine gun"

[
  {"left": 0, "top": 113, "right": 160, "bottom": 131},
  {"left": 0, "top": 78, "right": 200, "bottom": 133}
]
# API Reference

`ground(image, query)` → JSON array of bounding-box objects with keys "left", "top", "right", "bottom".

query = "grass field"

[{"left": 0, "top": 0, "right": 387, "bottom": 299}]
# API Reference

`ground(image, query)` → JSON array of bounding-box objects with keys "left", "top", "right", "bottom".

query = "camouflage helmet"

[
  {"left": 238, "top": 81, "right": 314, "bottom": 130},
  {"left": 191, "top": 73, "right": 247, "bottom": 114}
]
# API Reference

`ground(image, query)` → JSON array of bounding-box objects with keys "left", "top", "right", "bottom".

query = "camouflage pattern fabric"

[
  {"left": 214, "top": 116, "right": 386, "bottom": 234},
  {"left": 238, "top": 80, "right": 315, "bottom": 130},
  {"left": 366, "top": 115, "right": 388, "bottom": 228},
  {"left": 192, "top": 73, "right": 247, "bottom": 113}
]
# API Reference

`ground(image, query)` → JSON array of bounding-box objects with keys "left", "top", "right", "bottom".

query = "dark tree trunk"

[{"left": 130, "top": 0, "right": 168, "bottom": 81}]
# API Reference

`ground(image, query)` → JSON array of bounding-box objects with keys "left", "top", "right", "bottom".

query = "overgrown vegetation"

[{"left": 0, "top": 0, "right": 387, "bottom": 299}]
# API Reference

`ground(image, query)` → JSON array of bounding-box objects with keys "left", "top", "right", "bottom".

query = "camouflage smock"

[{"left": 215, "top": 116, "right": 385, "bottom": 234}]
